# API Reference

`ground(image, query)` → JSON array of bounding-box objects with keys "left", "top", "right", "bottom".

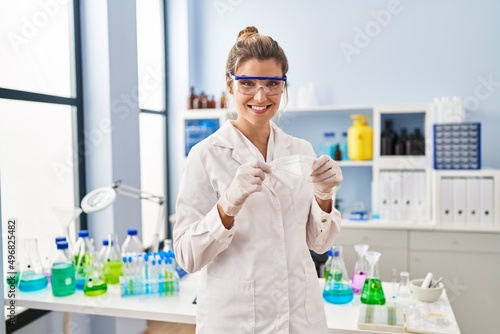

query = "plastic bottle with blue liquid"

[{"left": 320, "top": 132, "right": 336, "bottom": 158}]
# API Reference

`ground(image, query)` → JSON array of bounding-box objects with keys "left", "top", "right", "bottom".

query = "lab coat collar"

[{"left": 214, "top": 120, "right": 292, "bottom": 166}]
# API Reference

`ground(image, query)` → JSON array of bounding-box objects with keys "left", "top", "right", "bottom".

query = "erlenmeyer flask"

[
  {"left": 360, "top": 251, "right": 386, "bottom": 305},
  {"left": 395, "top": 271, "right": 414, "bottom": 307},
  {"left": 352, "top": 244, "right": 369, "bottom": 294},
  {"left": 83, "top": 265, "right": 107, "bottom": 296},
  {"left": 323, "top": 245, "right": 353, "bottom": 304},
  {"left": 18, "top": 239, "right": 48, "bottom": 292},
  {"left": 102, "top": 234, "right": 123, "bottom": 285}
]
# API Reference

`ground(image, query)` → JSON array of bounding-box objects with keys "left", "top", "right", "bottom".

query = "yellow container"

[{"left": 347, "top": 114, "right": 373, "bottom": 161}]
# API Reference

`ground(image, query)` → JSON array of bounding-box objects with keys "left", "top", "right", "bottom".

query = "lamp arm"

[{"left": 113, "top": 180, "right": 165, "bottom": 204}]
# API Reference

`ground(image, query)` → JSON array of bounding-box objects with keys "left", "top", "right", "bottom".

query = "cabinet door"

[
  {"left": 410, "top": 231, "right": 500, "bottom": 334},
  {"left": 410, "top": 251, "right": 499, "bottom": 334},
  {"left": 334, "top": 228, "right": 408, "bottom": 282}
]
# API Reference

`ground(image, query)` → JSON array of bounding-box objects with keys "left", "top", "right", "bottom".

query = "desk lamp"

[{"left": 81, "top": 179, "right": 166, "bottom": 251}]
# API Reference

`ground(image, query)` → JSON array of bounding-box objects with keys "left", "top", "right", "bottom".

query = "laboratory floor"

[{"left": 141, "top": 320, "right": 196, "bottom": 334}]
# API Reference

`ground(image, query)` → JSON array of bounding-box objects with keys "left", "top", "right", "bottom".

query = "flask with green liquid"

[
  {"left": 360, "top": 251, "right": 386, "bottom": 305},
  {"left": 103, "top": 234, "right": 123, "bottom": 285}
]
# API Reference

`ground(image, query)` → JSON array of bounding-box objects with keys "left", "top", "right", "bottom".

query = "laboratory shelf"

[{"left": 338, "top": 161, "right": 372, "bottom": 167}]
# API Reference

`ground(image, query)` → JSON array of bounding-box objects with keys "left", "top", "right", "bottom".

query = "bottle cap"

[
  {"left": 55, "top": 236, "right": 67, "bottom": 243},
  {"left": 102, "top": 239, "right": 109, "bottom": 246},
  {"left": 327, "top": 248, "right": 333, "bottom": 257},
  {"left": 56, "top": 241, "right": 69, "bottom": 250},
  {"left": 127, "top": 229, "right": 138, "bottom": 236},
  {"left": 333, "top": 250, "right": 340, "bottom": 257},
  {"left": 78, "top": 230, "right": 89, "bottom": 238}
]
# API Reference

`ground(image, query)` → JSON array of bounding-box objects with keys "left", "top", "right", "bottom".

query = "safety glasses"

[{"left": 228, "top": 73, "right": 287, "bottom": 96}]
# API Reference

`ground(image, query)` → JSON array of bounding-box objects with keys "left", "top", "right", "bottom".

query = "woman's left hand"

[{"left": 310, "top": 155, "right": 343, "bottom": 200}]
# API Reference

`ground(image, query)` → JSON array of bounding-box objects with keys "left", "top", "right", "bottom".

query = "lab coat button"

[
  {"left": 228, "top": 234, "right": 233, "bottom": 238},
  {"left": 321, "top": 218, "right": 327, "bottom": 223}
]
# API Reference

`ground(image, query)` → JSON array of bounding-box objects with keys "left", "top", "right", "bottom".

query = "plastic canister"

[
  {"left": 347, "top": 114, "right": 373, "bottom": 161},
  {"left": 121, "top": 229, "right": 144, "bottom": 256},
  {"left": 50, "top": 241, "right": 76, "bottom": 297}
]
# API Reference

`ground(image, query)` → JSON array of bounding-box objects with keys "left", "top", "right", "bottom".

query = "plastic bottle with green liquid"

[
  {"left": 73, "top": 230, "right": 94, "bottom": 290},
  {"left": 50, "top": 241, "right": 75, "bottom": 297}
]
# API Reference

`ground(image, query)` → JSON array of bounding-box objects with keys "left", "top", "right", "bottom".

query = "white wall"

[{"left": 168, "top": 0, "right": 500, "bottom": 209}]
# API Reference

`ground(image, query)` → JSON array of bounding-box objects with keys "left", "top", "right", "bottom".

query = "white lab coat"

[{"left": 174, "top": 120, "right": 341, "bottom": 334}]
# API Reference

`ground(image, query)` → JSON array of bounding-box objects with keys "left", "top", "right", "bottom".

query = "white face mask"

[{"left": 268, "top": 155, "right": 315, "bottom": 194}]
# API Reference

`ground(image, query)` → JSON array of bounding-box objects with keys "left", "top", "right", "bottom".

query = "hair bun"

[{"left": 237, "top": 26, "right": 259, "bottom": 41}]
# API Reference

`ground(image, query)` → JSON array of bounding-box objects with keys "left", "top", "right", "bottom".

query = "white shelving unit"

[
  {"left": 181, "top": 103, "right": 500, "bottom": 230},
  {"left": 371, "top": 103, "right": 434, "bottom": 224}
]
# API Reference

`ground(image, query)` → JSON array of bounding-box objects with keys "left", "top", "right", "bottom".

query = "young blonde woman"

[{"left": 174, "top": 26, "right": 342, "bottom": 333}]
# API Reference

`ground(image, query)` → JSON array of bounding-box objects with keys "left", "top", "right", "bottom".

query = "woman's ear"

[{"left": 226, "top": 76, "right": 234, "bottom": 95}]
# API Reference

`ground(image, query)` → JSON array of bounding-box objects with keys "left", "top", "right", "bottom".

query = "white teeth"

[{"left": 251, "top": 105, "right": 267, "bottom": 111}]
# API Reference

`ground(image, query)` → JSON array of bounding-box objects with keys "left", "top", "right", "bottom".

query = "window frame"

[
  {"left": 0, "top": 0, "right": 86, "bottom": 330},
  {"left": 137, "top": 0, "right": 171, "bottom": 241}
]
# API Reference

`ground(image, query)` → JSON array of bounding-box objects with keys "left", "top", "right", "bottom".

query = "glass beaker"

[
  {"left": 351, "top": 244, "right": 369, "bottom": 294},
  {"left": 323, "top": 245, "right": 353, "bottom": 304},
  {"left": 360, "top": 251, "right": 386, "bottom": 305},
  {"left": 18, "top": 239, "right": 48, "bottom": 292}
]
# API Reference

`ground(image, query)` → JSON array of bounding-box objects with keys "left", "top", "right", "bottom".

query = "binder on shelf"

[
  {"left": 388, "top": 171, "right": 402, "bottom": 221},
  {"left": 379, "top": 171, "right": 393, "bottom": 220},
  {"left": 440, "top": 178, "right": 454, "bottom": 225},
  {"left": 466, "top": 177, "right": 480, "bottom": 225},
  {"left": 401, "top": 171, "right": 414, "bottom": 221},
  {"left": 452, "top": 178, "right": 467, "bottom": 225},
  {"left": 479, "top": 177, "right": 494, "bottom": 225},
  {"left": 413, "top": 171, "right": 427, "bottom": 222}
]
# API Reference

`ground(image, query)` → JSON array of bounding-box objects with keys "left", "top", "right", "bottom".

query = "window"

[{"left": 0, "top": 0, "right": 84, "bottom": 327}]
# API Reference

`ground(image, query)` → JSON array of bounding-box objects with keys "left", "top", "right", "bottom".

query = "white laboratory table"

[{"left": 6, "top": 274, "right": 460, "bottom": 333}]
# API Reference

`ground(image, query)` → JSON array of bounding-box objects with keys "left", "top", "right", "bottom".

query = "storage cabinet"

[
  {"left": 371, "top": 104, "right": 433, "bottom": 223},
  {"left": 409, "top": 231, "right": 500, "bottom": 334}
]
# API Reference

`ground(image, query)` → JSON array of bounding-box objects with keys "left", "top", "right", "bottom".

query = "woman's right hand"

[{"left": 218, "top": 161, "right": 271, "bottom": 217}]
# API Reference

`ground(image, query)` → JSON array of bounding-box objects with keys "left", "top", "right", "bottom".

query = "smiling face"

[{"left": 228, "top": 58, "right": 284, "bottom": 132}]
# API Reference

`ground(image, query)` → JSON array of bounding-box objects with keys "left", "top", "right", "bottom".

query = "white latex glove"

[
  {"left": 218, "top": 161, "right": 271, "bottom": 216},
  {"left": 310, "top": 155, "right": 343, "bottom": 200}
]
